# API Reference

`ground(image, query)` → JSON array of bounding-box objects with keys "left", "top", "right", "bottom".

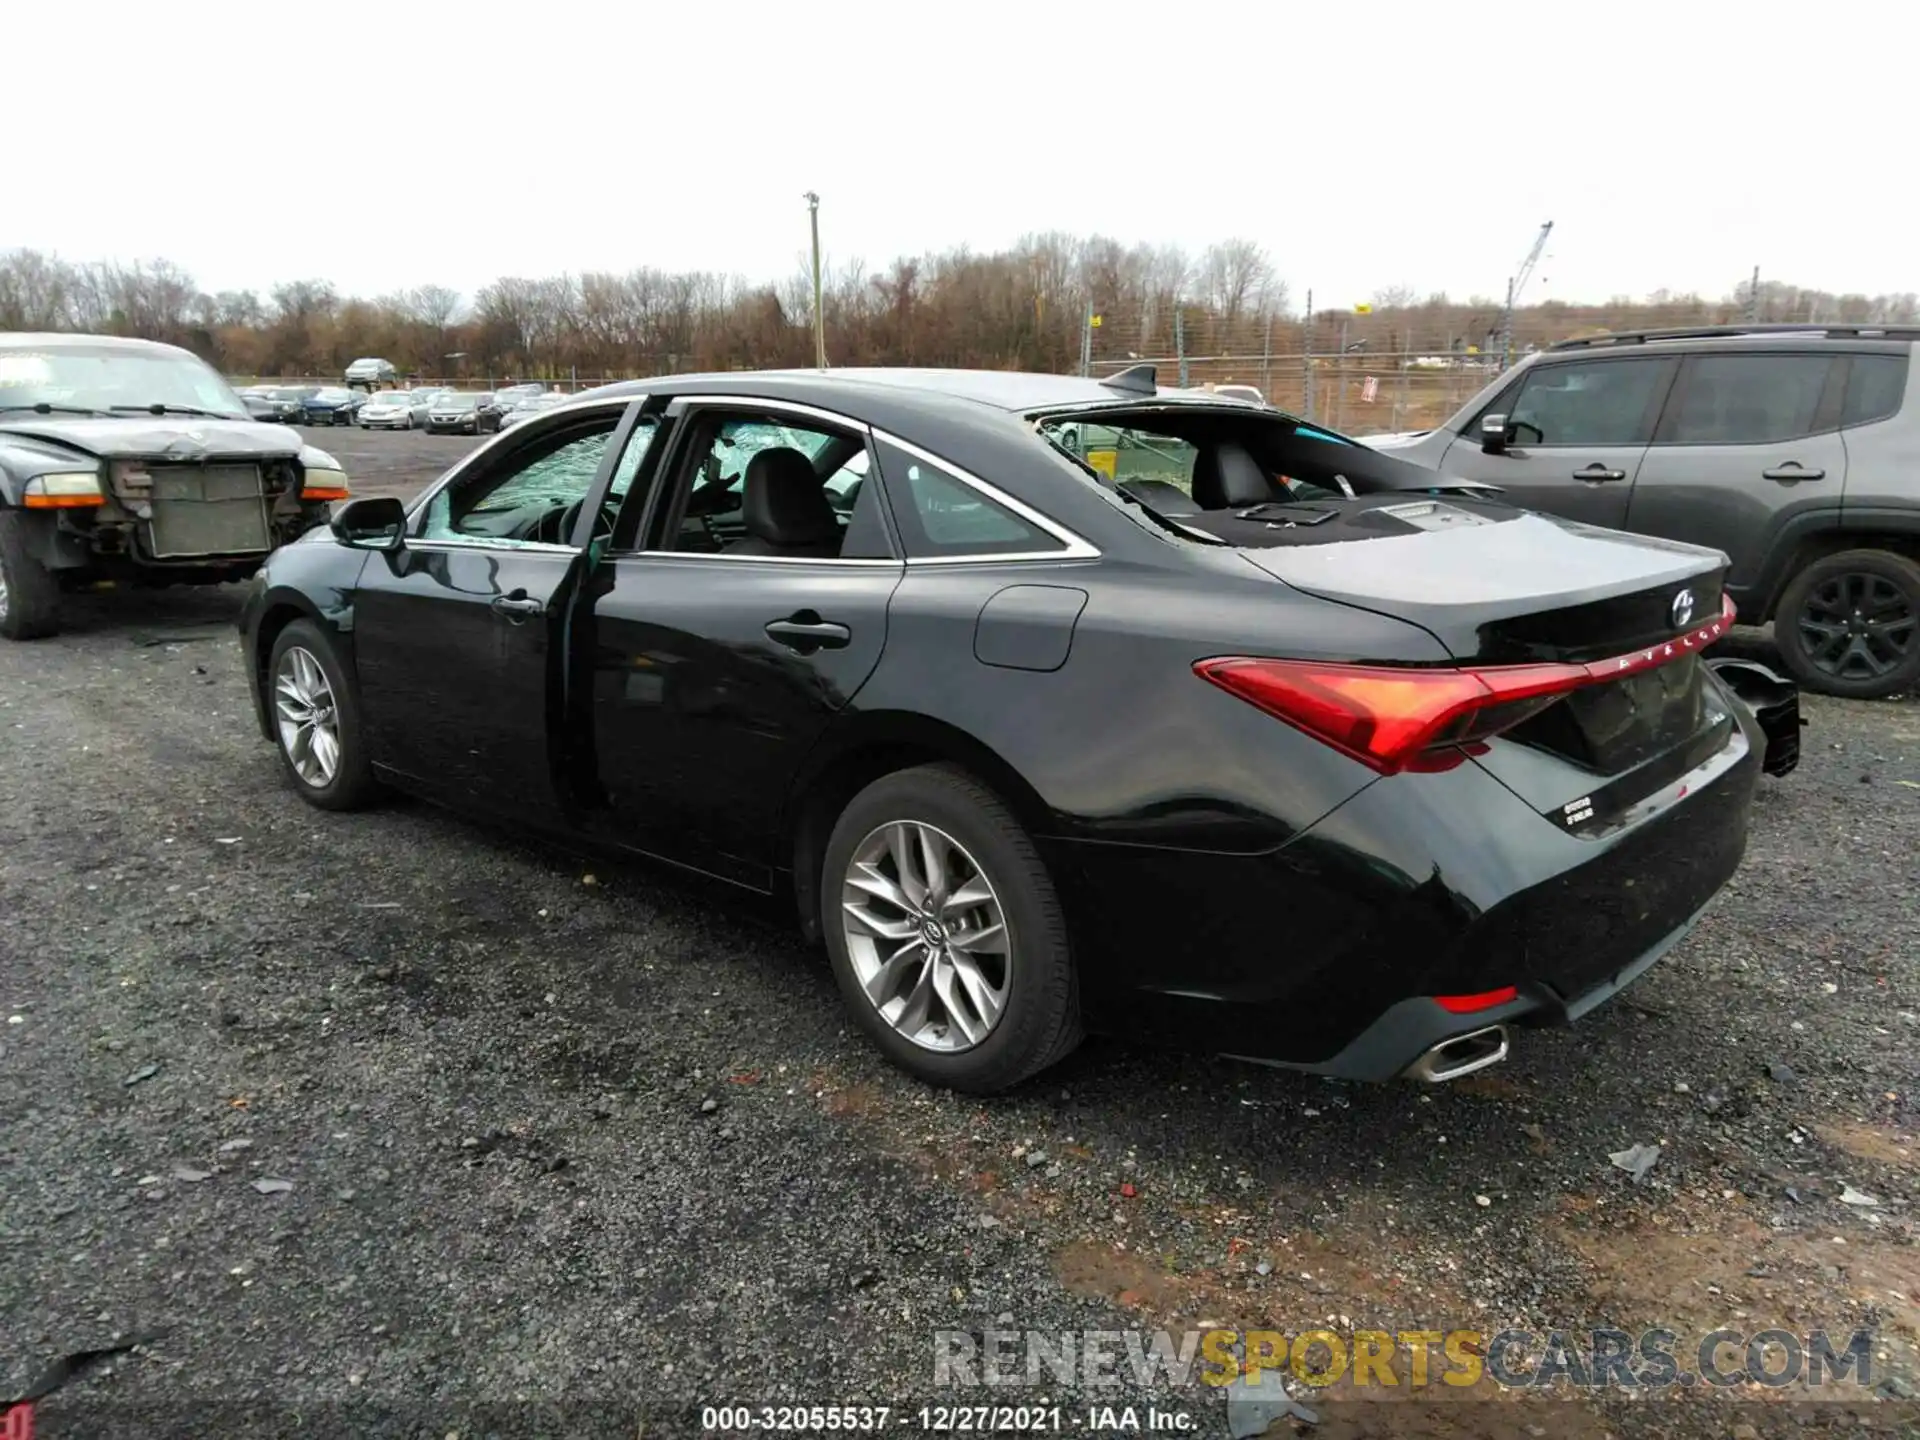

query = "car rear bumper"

[
  {"left": 1053, "top": 703, "right": 1762, "bottom": 1078},
  {"left": 1271, "top": 895, "right": 1712, "bottom": 1082}
]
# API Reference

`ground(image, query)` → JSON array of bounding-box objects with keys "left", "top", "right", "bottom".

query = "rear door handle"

[
  {"left": 1572, "top": 464, "right": 1628, "bottom": 482},
  {"left": 765, "top": 616, "right": 851, "bottom": 651},
  {"left": 1762, "top": 462, "right": 1826, "bottom": 481},
  {"left": 490, "top": 593, "right": 545, "bottom": 619}
]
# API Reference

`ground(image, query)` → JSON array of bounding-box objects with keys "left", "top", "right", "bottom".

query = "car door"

[
  {"left": 350, "top": 396, "right": 640, "bottom": 828},
  {"left": 1626, "top": 351, "right": 1847, "bottom": 600},
  {"left": 575, "top": 395, "right": 904, "bottom": 887},
  {"left": 1437, "top": 354, "right": 1675, "bottom": 527}
]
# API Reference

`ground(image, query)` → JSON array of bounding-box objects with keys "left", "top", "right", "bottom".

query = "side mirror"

[
  {"left": 1479, "top": 413, "right": 1512, "bottom": 453},
  {"left": 330, "top": 495, "right": 407, "bottom": 552}
]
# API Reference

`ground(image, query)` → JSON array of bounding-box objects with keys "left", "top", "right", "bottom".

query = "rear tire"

[
  {"left": 0, "top": 509, "right": 61, "bottom": 640},
  {"left": 820, "top": 763, "right": 1080, "bottom": 1094},
  {"left": 266, "top": 618, "right": 381, "bottom": 810},
  {"left": 1774, "top": 548, "right": 1920, "bottom": 699}
]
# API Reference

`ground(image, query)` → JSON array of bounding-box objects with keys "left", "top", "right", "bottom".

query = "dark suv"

[{"left": 1366, "top": 326, "right": 1920, "bottom": 698}]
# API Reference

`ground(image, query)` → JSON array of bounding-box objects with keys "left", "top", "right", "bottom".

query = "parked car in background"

[
  {"left": 303, "top": 387, "right": 368, "bottom": 426},
  {"left": 1362, "top": 325, "right": 1920, "bottom": 698},
  {"left": 261, "top": 385, "right": 320, "bottom": 423},
  {"left": 358, "top": 389, "right": 442, "bottom": 430},
  {"left": 239, "top": 365, "right": 1787, "bottom": 1093},
  {"left": 240, "top": 389, "right": 280, "bottom": 422},
  {"left": 424, "top": 392, "right": 489, "bottom": 434},
  {"left": 498, "top": 391, "right": 570, "bottom": 429},
  {"left": 487, "top": 383, "right": 545, "bottom": 422},
  {"left": 471, "top": 392, "right": 506, "bottom": 432},
  {"left": 0, "top": 333, "right": 350, "bottom": 640},
  {"left": 344, "top": 357, "right": 398, "bottom": 390}
]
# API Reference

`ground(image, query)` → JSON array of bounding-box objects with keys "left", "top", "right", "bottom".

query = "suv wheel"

[
  {"left": 0, "top": 510, "right": 61, "bottom": 640},
  {"left": 820, "top": 763, "right": 1081, "bottom": 1093},
  {"left": 1775, "top": 549, "right": 1920, "bottom": 699}
]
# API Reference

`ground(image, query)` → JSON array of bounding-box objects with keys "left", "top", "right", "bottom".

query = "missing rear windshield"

[{"left": 1030, "top": 405, "right": 1455, "bottom": 537}]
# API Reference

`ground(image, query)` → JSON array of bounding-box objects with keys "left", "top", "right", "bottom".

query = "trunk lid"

[
  {"left": 1218, "top": 498, "right": 1725, "bottom": 664},
  {"left": 1216, "top": 497, "right": 1738, "bottom": 800}
]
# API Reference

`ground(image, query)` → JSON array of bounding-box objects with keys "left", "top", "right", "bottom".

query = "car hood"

[{"left": 0, "top": 417, "right": 305, "bottom": 461}]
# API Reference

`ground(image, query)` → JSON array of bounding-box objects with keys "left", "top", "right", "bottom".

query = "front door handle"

[
  {"left": 1572, "top": 463, "right": 1628, "bottom": 482},
  {"left": 1762, "top": 462, "right": 1826, "bottom": 482},
  {"left": 765, "top": 615, "right": 851, "bottom": 651},
  {"left": 490, "top": 592, "right": 545, "bottom": 619}
]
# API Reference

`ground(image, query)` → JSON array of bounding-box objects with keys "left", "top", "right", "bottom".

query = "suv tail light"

[{"left": 1195, "top": 596, "right": 1735, "bottom": 775}]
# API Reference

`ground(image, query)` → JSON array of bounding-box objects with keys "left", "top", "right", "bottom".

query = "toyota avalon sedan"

[{"left": 237, "top": 366, "right": 1788, "bottom": 1093}]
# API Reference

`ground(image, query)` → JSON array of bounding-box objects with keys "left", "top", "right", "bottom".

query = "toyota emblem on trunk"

[{"left": 1670, "top": 589, "right": 1696, "bottom": 628}]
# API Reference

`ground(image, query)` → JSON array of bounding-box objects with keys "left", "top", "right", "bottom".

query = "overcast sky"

[{"left": 11, "top": 1, "right": 1909, "bottom": 310}]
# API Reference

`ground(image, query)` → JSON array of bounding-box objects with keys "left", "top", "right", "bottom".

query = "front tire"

[
  {"left": 266, "top": 618, "right": 380, "bottom": 810},
  {"left": 820, "top": 763, "right": 1080, "bottom": 1093},
  {"left": 1774, "top": 549, "right": 1920, "bottom": 699},
  {"left": 0, "top": 510, "right": 61, "bottom": 640}
]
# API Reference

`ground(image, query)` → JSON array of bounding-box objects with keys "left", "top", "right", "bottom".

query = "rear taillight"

[
  {"left": 1196, "top": 595, "right": 1737, "bottom": 775},
  {"left": 1195, "top": 656, "right": 1587, "bottom": 773}
]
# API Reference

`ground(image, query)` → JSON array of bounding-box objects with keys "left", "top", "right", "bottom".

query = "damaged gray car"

[{"left": 0, "top": 333, "right": 353, "bottom": 639}]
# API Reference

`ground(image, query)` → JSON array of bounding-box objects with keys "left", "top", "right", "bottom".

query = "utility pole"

[
  {"left": 804, "top": 191, "right": 826, "bottom": 369},
  {"left": 1746, "top": 265, "right": 1761, "bottom": 323}
]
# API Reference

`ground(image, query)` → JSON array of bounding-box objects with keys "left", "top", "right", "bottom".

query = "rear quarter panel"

[{"left": 849, "top": 553, "right": 1452, "bottom": 852}]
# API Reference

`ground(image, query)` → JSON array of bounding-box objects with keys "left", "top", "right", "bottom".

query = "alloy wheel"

[
  {"left": 0, "top": 564, "right": 10, "bottom": 624},
  {"left": 840, "top": 820, "right": 1011, "bottom": 1053},
  {"left": 1796, "top": 571, "right": 1917, "bottom": 684},
  {"left": 274, "top": 645, "right": 342, "bottom": 787}
]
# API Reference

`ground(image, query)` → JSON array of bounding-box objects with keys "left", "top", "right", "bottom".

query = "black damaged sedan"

[{"left": 238, "top": 367, "right": 1791, "bottom": 1093}]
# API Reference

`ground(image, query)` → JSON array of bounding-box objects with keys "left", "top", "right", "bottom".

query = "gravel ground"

[{"left": 3, "top": 426, "right": 1918, "bottom": 1438}]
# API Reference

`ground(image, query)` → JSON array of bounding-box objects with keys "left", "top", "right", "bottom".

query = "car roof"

[
  {"left": 0, "top": 331, "right": 200, "bottom": 358},
  {"left": 582, "top": 365, "right": 1268, "bottom": 431},
  {"left": 1547, "top": 324, "right": 1920, "bottom": 355}
]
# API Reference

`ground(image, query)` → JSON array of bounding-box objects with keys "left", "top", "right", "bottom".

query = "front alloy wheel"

[
  {"left": 822, "top": 763, "right": 1080, "bottom": 1092},
  {"left": 266, "top": 618, "right": 380, "bottom": 810},
  {"left": 275, "top": 645, "right": 342, "bottom": 788}
]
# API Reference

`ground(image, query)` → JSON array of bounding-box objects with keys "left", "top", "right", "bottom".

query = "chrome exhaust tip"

[{"left": 1402, "top": 1025, "right": 1510, "bottom": 1084}]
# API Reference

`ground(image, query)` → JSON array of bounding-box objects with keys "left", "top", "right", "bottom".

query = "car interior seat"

[
  {"left": 728, "top": 447, "right": 842, "bottom": 558},
  {"left": 1191, "top": 442, "right": 1283, "bottom": 510}
]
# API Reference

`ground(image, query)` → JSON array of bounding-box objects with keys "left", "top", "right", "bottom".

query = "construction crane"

[{"left": 1496, "top": 220, "right": 1554, "bottom": 368}]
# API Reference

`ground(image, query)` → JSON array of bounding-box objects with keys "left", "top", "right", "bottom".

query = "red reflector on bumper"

[{"left": 1434, "top": 986, "right": 1518, "bottom": 1015}]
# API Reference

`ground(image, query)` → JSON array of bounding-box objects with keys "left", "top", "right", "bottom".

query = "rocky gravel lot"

[{"left": 3, "top": 426, "right": 1918, "bottom": 1438}]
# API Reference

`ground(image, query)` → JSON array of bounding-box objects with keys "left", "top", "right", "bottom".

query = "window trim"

[
  {"left": 614, "top": 394, "right": 1100, "bottom": 569},
  {"left": 402, "top": 394, "right": 636, "bottom": 549},
  {"left": 1650, "top": 351, "right": 1843, "bottom": 448},
  {"left": 624, "top": 394, "right": 898, "bottom": 566},
  {"left": 872, "top": 428, "right": 1100, "bottom": 565}
]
